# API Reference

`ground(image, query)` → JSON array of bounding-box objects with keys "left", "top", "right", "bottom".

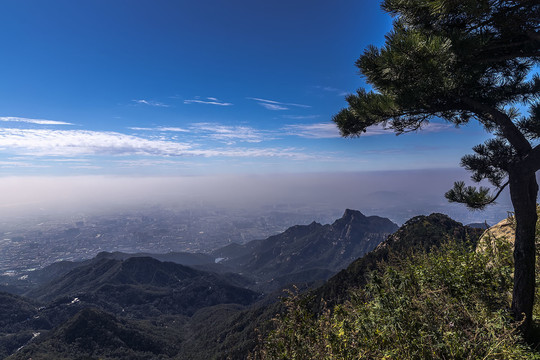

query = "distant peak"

[
  {"left": 342, "top": 209, "right": 365, "bottom": 219},
  {"left": 331, "top": 209, "right": 367, "bottom": 229}
]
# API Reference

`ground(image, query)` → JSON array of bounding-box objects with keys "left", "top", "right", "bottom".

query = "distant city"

[
  {"left": 0, "top": 204, "right": 343, "bottom": 275},
  {"left": 0, "top": 200, "right": 511, "bottom": 276}
]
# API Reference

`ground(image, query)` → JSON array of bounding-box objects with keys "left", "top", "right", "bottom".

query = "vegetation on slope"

[
  {"left": 252, "top": 219, "right": 540, "bottom": 359},
  {"left": 314, "top": 213, "right": 484, "bottom": 309}
]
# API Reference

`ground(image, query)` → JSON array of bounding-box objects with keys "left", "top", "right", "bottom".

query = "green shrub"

[{"left": 252, "top": 238, "right": 539, "bottom": 359}]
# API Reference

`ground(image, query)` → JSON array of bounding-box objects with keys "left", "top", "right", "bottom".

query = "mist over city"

[
  {"left": 0, "top": 170, "right": 514, "bottom": 224},
  {"left": 0, "top": 169, "right": 516, "bottom": 277}
]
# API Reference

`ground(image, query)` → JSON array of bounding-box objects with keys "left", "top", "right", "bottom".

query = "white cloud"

[
  {"left": 0, "top": 128, "right": 191, "bottom": 156},
  {"left": 283, "top": 122, "right": 454, "bottom": 139},
  {"left": 184, "top": 97, "right": 232, "bottom": 106},
  {"left": 129, "top": 126, "right": 189, "bottom": 132},
  {"left": 0, "top": 128, "right": 308, "bottom": 159},
  {"left": 190, "top": 123, "right": 268, "bottom": 144},
  {"left": 187, "top": 147, "right": 312, "bottom": 159},
  {"left": 283, "top": 123, "right": 341, "bottom": 139},
  {"left": 259, "top": 103, "right": 288, "bottom": 111},
  {"left": 45, "top": 158, "right": 90, "bottom": 162},
  {"left": 0, "top": 116, "right": 73, "bottom": 126},
  {"left": 159, "top": 127, "right": 190, "bottom": 132},
  {"left": 115, "top": 159, "right": 185, "bottom": 167},
  {"left": 0, "top": 160, "right": 48, "bottom": 168},
  {"left": 132, "top": 99, "right": 170, "bottom": 107},
  {"left": 282, "top": 115, "right": 320, "bottom": 120},
  {"left": 70, "top": 165, "right": 103, "bottom": 169},
  {"left": 247, "top": 97, "right": 311, "bottom": 110}
]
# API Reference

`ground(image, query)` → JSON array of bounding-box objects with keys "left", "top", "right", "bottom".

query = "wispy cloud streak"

[
  {"left": 132, "top": 99, "right": 170, "bottom": 107},
  {"left": 247, "top": 97, "right": 311, "bottom": 111},
  {"left": 282, "top": 115, "right": 320, "bottom": 120},
  {"left": 0, "top": 160, "right": 48, "bottom": 168},
  {"left": 190, "top": 123, "right": 268, "bottom": 144},
  {"left": 283, "top": 122, "right": 454, "bottom": 139},
  {"left": 129, "top": 127, "right": 189, "bottom": 132},
  {"left": 283, "top": 123, "right": 340, "bottom": 138},
  {"left": 0, "top": 116, "right": 73, "bottom": 125},
  {"left": 184, "top": 97, "right": 232, "bottom": 106},
  {"left": 260, "top": 103, "right": 288, "bottom": 110}
]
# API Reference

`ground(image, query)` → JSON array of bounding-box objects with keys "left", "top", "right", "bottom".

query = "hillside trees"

[{"left": 333, "top": 0, "right": 539, "bottom": 337}]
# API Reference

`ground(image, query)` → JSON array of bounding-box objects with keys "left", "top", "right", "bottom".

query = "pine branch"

[{"left": 445, "top": 181, "right": 509, "bottom": 210}]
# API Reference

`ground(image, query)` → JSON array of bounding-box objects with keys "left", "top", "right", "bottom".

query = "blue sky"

[{"left": 0, "top": 0, "right": 493, "bottom": 176}]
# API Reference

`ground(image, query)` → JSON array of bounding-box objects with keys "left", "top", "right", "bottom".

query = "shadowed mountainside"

[
  {"left": 216, "top": 209, "right": 398, "bottom": 290},
  {"left": 26, "top": 256, "right": 260, "bottom": 317}
]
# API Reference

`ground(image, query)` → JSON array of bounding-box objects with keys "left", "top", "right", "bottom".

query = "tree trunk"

[{"left": 509, "top": 170, "right": 538, "bottom": 339}]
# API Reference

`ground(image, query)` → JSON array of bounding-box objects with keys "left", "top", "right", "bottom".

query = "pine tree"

[{"left": 333, "top": 0, "right": 539, "bottom": 337}]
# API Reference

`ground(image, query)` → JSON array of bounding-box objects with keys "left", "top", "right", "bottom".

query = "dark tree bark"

[{"left": 509, "top": 170, "right": 538, "bottom": 339}]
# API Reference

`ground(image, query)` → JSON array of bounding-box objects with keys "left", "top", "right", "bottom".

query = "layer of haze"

[{"left": 0, "top": 169, "right": 518, "bottom": 225}]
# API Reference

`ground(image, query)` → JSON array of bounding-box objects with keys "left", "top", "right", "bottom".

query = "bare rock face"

[
  {"left": 477, "top": 206, "right": 539, "bottom": 255},
  {"left": 476, "top": 217, "right": 516, "bottom": 254}
]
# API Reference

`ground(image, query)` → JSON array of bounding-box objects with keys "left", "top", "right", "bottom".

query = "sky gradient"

[{"left": 0, "top": 0, "right": 496, "bottom": 176}]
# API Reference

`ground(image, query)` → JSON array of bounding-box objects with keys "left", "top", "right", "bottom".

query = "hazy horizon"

[{"left": 0, "top": 169, "right": 518, "bottom": 226}]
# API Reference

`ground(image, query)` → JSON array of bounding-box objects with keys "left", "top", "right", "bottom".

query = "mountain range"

[
  {"left": 0, "top": 210, "right": 484, "bottom": 359},
  {"left": 215, "top": 209, "right": 398, "bottom": 290}
]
